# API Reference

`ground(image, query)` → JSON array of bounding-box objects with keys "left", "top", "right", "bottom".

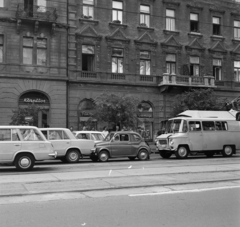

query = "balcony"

[
  {"left": 73, "top": 71, "right": 162, "bottom": 86},
  {"left": 16, "top": 4, "right": 57, "bottom": 22},
  {"left": 158, "top": 73, "right": 216, "bottom": 91},
  {"left": 16, "top": 4, "right": 57, "bottom": 34}
]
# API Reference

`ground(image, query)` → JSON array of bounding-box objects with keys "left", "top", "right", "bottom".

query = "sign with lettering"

[
  {"left": 23, "top": 98, "right": 46, "bottom": 103},
  {"left": 19, "top": 92, "right": 50, "bottom": 106}
]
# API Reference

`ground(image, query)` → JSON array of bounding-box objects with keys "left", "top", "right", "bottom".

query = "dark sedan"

[{"left": 90, "top": 131, "right": 151, "bottom": 162}]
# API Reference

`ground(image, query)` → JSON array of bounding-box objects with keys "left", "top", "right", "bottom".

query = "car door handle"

[{"left": 14, "top": 144, "right": 20, "bottom": 146}]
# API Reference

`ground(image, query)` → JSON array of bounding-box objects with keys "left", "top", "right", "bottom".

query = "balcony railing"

[
  {"left": 16, "top": 4, "right": 57, "bottom": 22},
  {"left": 159, "top": 73, "right": 216, "bottom": 88},
  {"left": 75, "top": 71, "right": 162, "bottom": 86}
]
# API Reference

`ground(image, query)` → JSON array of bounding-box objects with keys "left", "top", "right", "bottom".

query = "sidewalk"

[{"left": 1, "top": 163, "right": 240, "bottom": 197}]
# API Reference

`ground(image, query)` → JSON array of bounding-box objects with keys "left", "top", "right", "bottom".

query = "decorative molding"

[
  {"left": 162, "top": 0, "right": 180, "bottom": 8},
  {"left": 185, "top": 38, "right": 205, "bottom": 52},
  {"left": 209, "top": 41, "right": 227, "bottom": 54},
  {"left": 134, "top": 32, "right": 157, "bottom": 47},
  {"left": 137, "top": 26, "right": 155, "bottom": 32},
  {"left": 210, "top": 35, "right": 225, "bottom": 42},
  {"left": 230, "top": 44, "right": 240, "bottom": 56},
  {"left": 76, "top": 25, "right": 102, "bottom": 41},
  {"left": 163, "top": 30, "right": 180, "bottom": 36},
  {"left": 186, "top": 3, "right": 203, "bottom": 11},
  {"left": 209, "top": 6, "right": 225, "bottom": 15},
  {"left": 79, "top": 18, "right": 99, "bottom": 25},
  {"left": 188, "top": 32, "right": 203, "bottom": 38},
  {"left": 105, "top": 28, "right": 130, "bottom": 44},
  {"left": 161, "top": 35, "right": 182, "bottom": 50}
]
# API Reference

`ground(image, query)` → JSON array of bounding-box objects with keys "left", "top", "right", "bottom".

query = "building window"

[
  {"left": 23, "top": 37, "right": 47, "bottom": 65},
  {"left": 0, "top": 35, "right": 3, "bottom": 63},
  {"left": 190, "top": 56, "right": 200, "bottom": 76},
  {"left": 23, "top": 37, "right": 33, "bottom": 65},
  {"left": 234, "top": 61, "right": 240, "bottom": 82},
  {"left": 83, "top": 0, "right": 94, "bottom": 19},
  {"left": 0, "top": 0, "right": 4, "bottom": 7},
  {"left": 234, "top": 20, "right": 240, "bottom": 39},
  {"left": 140, "top": 5, "right": 150, "bottom": 27},
  {"left": 37, "top": 0, "right": 46, "bottom": 12},
  {"left": 190, "top": 13, "right": 199, "bottom": 32},
  {"left": 112, "top": 48, "right": 123, "bottom": 73},
  {"left": 112, "top": 1, "right": 123, "bottom": 24},
  {"left": 140, "top": 51, "right": 150, "bottom": 75},
  {"left": 82, "top": 45, "right": 95, "bottom": 71},
  {"left": 166, "top": 9, "right": 175, "bottom": 31},
  {"left": 213, "top": 17, "right": 221, "bottom": 35},
  {"left": 37, "top": 38, "right": 47, "bottom": 65},
  {"left": 213, "top": 59, "right": 222, "bottom": 81},
  {"left": 166, "top": 54, "right": 176, "bottom": 75}
]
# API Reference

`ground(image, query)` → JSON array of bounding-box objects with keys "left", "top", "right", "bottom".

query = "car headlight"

[{"left": 169, "top": 139, "right": 174, "bottom": 146}]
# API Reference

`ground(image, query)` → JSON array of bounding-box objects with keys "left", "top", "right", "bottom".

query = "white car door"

[{"left": 0, "top": 129, "right": 22, "bottom": 162}]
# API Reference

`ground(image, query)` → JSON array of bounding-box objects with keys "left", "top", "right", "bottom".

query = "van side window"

[
  {"left": 215, "top": 121, "right": 228, "bottom": 131},
  {"left": 189, "top": 121, "right": 201, "bottom": 131},
  {"left": 202, "top": 121, "right": 215, "bottom": 131},
  {"left": 12, "top": 129, "right": 20, "bottom": 141},
  {"left": 0, "top": 129, "right": 11, "bottom": 141},
  {"left": 182, "top": 120, "right": 188, "bottom": 133}
]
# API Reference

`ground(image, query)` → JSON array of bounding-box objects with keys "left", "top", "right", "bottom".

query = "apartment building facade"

[
  {"left": 0, "top": 0, "right": 240, "bottom": 142},
  {"left": 0, "top": 0, "right": 68, "bottom": 127}
]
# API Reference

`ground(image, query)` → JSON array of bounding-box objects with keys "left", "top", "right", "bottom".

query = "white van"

[
  {"left": 0, "top": 126, "right": 57, "bottom": 171},
  {"left": 156, "top": 110, "right": 240, "bottom": 159}
]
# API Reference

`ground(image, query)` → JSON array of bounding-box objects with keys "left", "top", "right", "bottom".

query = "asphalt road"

[{"left": 0, "top": 186, "right": 239, "bottom": 227}]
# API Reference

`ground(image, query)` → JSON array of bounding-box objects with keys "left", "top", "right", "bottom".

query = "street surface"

[{"left": 0, "top": 153, "right": 240, "bottom": 226}]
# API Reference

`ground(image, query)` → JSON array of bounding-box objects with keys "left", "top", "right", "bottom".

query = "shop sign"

[
  {"left": 25, "top": 116, "right": 34, "bottom": 122},
  {"left": 137, "top": 112, "right": 153, "bottom": 118},
  {"left": 80, "top": 111, "right": 94, "bottom": 117},
  {"left": 23, "top": 98, "right": 46, "bottom": 103}
]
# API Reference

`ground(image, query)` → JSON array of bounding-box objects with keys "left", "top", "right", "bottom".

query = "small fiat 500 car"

[
  {"left": 40, "top": 128, "right": 94, "bottom": 163},
  {"left": 90, "top": 131, "right": 151, "bottom": 162},
  {"left": 73, "top": 131, "right": 105, "bottom": 143},
  {"left": 0, "top": 126, "right": 57, "bottom": 171}
]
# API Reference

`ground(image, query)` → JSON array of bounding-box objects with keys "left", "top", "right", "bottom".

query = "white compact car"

[
  {"left": 40, "top": 128, "right": 95, "bottom": 163},
  {"left": 0, "top": 126, "right": 57, "bottom": 171},
  {"left": 73, "top": 131, "right": 105, "bottom": 143}
]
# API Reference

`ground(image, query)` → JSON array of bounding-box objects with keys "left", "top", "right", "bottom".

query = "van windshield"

[{"left": 165, "top": 119, "right": 182, "bottom": 134}]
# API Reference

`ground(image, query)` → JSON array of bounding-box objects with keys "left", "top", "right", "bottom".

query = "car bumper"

[{"left": 48, "top": 151, "right": 58, "bottom": 159}]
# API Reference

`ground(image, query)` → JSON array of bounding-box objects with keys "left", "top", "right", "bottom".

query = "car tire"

[
  {"left": 159, "top": 150, "right": 172, "bottom": 159},
  {"left": 98, "top": 151, "right": 109, "bottom": 162},
  {"left": 128, "top": 157, "right": 136, "bottom": 161},
  {"left": 221, "top": 145, "right": 233, "bottom": 157},
  {"left": 175, "top": 146, "right": 189, "bottom": 159},
  {"left": 15, "top": 154, "right": 35, "bottom": 171},
  {"left": 65, "top": 149, "right": 80, "bottom": 163},
  {"left": 138, "top": 149, "right": 149, "bottom": 161}
]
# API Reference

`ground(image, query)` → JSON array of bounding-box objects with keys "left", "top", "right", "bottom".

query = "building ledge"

[
  {"left": 210, "top": 35, "right": 225, "bottom": 41},
  {"left": 79, "top": 18, "right": 99, "bottom": 25},
  {"left": 109, "top": 22, "right": 128, "bottom": 28},
  {"left": 188, "top": 32, "right": 203, "bottom": 38},
  {"left": 163, "top": 30, "right": 180, "bottom": 35},
  {"left": 137, "top": 26, "right": 155, "bottom": 32}
]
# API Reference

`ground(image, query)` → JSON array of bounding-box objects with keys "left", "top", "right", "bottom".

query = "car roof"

[
  {"left": 74, "top": 131, "right": 103, "bottom": 133},
  {"left": 0, "top": 126, "right": 38, "bottom": 129},
  {"left": 39, "top": 128, "right": 70, "bottom": 130}
]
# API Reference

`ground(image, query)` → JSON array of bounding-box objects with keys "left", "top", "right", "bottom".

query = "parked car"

[
  {"left": 73, "top": 131, "right": 105, "bottom": 143},
  {"left": 0, "top": 126, "right": 57, "bottom": 171},
  {"left": 40, "top": 128, "right": 94, "bottom": 163},
  {"left": 90, "top": 131, "right": 151, "bottom": 162}
]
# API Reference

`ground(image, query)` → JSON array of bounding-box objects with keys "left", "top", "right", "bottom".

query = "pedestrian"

[
  {"left": 69, "top": 126, "right": 74, "bottom": 132},
  {"left": 102, "top": 126, "right": 109, "bottom": 138},
  {"left": 116, "top": 125, "right": 120, "bottom": 131}
]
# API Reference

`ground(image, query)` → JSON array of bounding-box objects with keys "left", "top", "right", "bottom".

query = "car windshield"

[
  {"left": 165, "top": 119, "right": 182, "bottom": 134},
  {"left": 104, "top": 132, "right": 115, "bottom": 141}
]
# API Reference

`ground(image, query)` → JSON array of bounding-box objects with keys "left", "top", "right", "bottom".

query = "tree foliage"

[
  {"left": 171, "top": 88, "right": 228, "bottom": 117},
  {"left": 92, "top": 93, "right": 140, "bottom": 129},
  {"left": 10, "top": 104, "right": 40, "bottom": 126}
]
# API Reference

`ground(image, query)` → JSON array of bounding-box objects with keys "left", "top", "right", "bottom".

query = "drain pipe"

[{"left": 66, "top": 0, "right": 69, "bottom": 128}]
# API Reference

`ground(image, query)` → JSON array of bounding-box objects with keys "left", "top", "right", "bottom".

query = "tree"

[
  {"left": 92, "top": 93, "right": 140, "bottom": 130},
  {"left": 10, "top": 104, "right": 40, "bottom": 126},
  {"left": 171, "top": 88, "right": 228, "bottom": 117}
]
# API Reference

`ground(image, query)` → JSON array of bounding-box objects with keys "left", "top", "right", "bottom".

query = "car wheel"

[
  {"left": 175, "top": 146, "right": 189, "bottom": 159},
  {"left": 65, "top": 149, "right": 80, "bottom": 163},
  {"left": 221, "top": 145, "right": 233, "bottom": 157},
  {"left": 138, "top": 149, "right": 149, "bottom": 161},
  {"left": 205, "top": 151, "right": 215, "bottom": 158},
  {"left": 159, "top": 150, "right": 172, "bottom": 159},
  {"left": 15, "top": 154, "right": 35, "bottom": 171},
  {"left": 98, "top": 151, "right": 109, "bottom": 162},
  {"left": 128, "top": 157, "right": 136, "bottom": 161}
]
